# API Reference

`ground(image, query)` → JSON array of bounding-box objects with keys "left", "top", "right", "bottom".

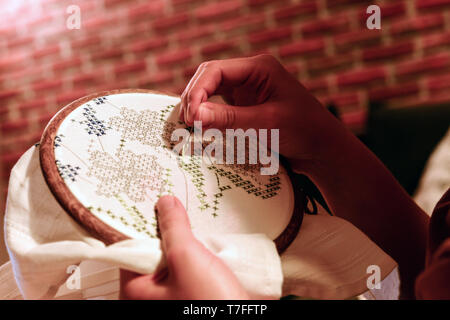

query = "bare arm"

[
  {"left": 181, "top": 55, "right": 430, "bottom": 299},
  {"left": 293, "top": 109, "right": 429, "bottom": 299}
]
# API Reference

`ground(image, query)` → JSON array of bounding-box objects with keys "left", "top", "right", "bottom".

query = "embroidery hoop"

[{"left": 39, "top": 89, "right": 304, "bottom": 253}]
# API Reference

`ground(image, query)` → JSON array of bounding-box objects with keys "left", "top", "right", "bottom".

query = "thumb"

[
  {"left": 194, "top": 101, "right": 270, "bottom": 130},
  {"left": 156, "top": 195, "right": 195, "bottom": 253},
  {"left": 119, "top": 269, "right": 168, "bottom": 300}
]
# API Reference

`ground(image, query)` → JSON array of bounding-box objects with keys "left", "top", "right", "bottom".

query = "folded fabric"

[{"left": 4, "top": 145, "right": 398, "bottom": 300}]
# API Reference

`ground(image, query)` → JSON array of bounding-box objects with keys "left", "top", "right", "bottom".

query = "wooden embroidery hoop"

[{"left": 40, "top": 89, "right": 305, "bottom": 253}]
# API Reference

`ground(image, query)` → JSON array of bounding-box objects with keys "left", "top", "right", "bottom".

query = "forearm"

[{"left": 294, "top": 110, "right": 429, "bottom": 299}]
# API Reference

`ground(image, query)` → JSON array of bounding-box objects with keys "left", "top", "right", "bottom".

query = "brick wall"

[{"left": 1, "top": 0, "right": 450, "bottom": 215}]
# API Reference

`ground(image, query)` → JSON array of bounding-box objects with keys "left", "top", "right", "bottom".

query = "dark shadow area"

[{"left": 360, "top": 102, "right": 450, "bottom": 195}]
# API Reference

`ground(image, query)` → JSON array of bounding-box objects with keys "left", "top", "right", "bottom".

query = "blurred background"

[{"left": 1, "top": 0, "right": 450, "bottom": 263}]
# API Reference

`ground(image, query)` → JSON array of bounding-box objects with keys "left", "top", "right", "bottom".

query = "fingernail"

[
  {"left": 197, "top": 103, "right": 214, "bottom": 127},
  {"left": 157, "top": 195, "right": 176, "bottom": 212}
]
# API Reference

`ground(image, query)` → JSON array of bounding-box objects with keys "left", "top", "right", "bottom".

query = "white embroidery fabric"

[{"left": 3, "top": 145, "right": 398, "bottom": 300}]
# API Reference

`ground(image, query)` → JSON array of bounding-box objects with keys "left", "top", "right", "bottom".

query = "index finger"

[{"left": 182, "top": 56, "right": 261, "bottom": 126}]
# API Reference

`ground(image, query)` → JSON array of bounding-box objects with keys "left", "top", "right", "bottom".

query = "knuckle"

[
  {"left": 256, "top": 53, "right": 275, "bottom": 63},
  {"left": 201, "top": 60, "right": 216, "bottom": 69},
  {"left": 254, "top": 54, "right": 281, "bottom": 70},
  {"left": 223, "top": 109, "right": 236, "bottom": 128}
]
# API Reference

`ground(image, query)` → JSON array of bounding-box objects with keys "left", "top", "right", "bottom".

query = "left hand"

[{"left": 120, "top": 195, "right": 250, "bottom": 300}]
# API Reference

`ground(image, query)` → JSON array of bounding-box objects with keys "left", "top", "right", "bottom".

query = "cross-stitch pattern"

[
  {"left": 56, "top": 160, "right": 81, "bottom": 183},
  {"left": 109, "top": 108, "right": 163, "bottom": 147},
  {"left": 53, "top": 92, "right": 293, "bottom": 241},
  {"left": 87, "top": 149, "right": 162, "bottom": 202}
]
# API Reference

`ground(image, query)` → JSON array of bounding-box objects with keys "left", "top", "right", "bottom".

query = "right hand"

[
  {"left": 180, "top": 54, "right": 341, "bottom": 171},
  {"left": 120, "top": 196, "right": 249, "bottom": 300}
]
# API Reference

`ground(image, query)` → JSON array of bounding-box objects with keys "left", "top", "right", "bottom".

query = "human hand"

[
  {"left": 180, "top": 54, "right": 341, "bottom": 170},
  {"left": 120, "top": 195, "right": 249, "bottom": 300}
]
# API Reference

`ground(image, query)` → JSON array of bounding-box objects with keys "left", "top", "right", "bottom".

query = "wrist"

[{"left": 288, "top": 106, "right": 349, "bottom": 175}]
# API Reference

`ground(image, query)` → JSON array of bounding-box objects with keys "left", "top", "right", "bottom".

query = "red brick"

[
  {"left": 396, "top": 53, "right": 450, "bottom": 77},
  {"left": 0, "top": 26, "right": 15, "bottom": 39},
  {"left": 273, "top": 1, "right": 318, "bottom": 22},
  {"left": 53, "top": 57, "right": 82, "bottom": 72},
  {"left": 422, "top": 31, "right": 450, "bottom": 50},
  {"left": 177, "top": 26, "right": 215, "bottom": 43},
  {"left": 248, "top": 26, "right": 292, "bottom": 45},
  {"left": 94, "top": 81, "right": 129, "bottom": 92},
  {"left": 128, "top": 1, "right": 165, "bottom": 20},
  {"left": 390, "top": 14, "right": 444, "bottom": 36},
  {"left": 327, "top": 0, "right": 371, "bottom": 8},
  {"left": 337, "top": 67, "right": 386, "bottom": 87},
  {"left": 156, "top": 49, "right": 192, "bottom": 67},
  {"left": 300, "top": 15, "right": 350, "bottom": 37},
  {"left": 130, "top": 38, "right": 168, "bottom": 54},
  {"left": 92, "top": 48, "right": 124, "bottom": 61},
  {"left": 1, "top": 119, "right": 28, "bottom": 134},
  {"left": 1, "top": 152, "right": 24, "bottom": 174},
  {"left": 27, "top": 13, "right": 54, "bottom": 28},
  {"left": 307, "top": 54, "right": 354, "bottom": 76},
  {"left": 71, "top": 35, "right": 102, "bottom": 50},
  {"left": 340, "top": 109, "right": 367, "bottom": 131},
  {"left": 83, "top": 15, "right": 118, "bottom": 30},
  {"left": 7, "top": 36, "right": 34, "bottom": 49},
  {"left": 114, "top": 61, "right": 147, "bottom": 76},
  {"left": 56, "top": 89, "right": 87, "bottom": 106},
  {"left": 426, "top": 74, "right": 450, "bottom": 92},
  {"left": 248, "top": 0, "right": 282, "bottom": 7},
  {"left": 195, "top": 0, "right": 243, "bottom": 22},
  {"left": 112, "top": 22, "right": 152, "bottom": 40},
  {"left": 18, "top": 98, "right": 47, "bottom": 113},
  {"left": 1, "top": 64, "right": 46, "bottom": 84},
  {"left": 139, "top": 71, "right": 174, "bottom": 87},
  {"left": 334, "top": 29, "right": 382, "bottom": 52},
  {"left": 152, "top": 13, "right": 190, "bottom": 32},
  {"left": 170, "top": 0, "right": 207, "bottom": 10},
  {"left": 362, "top": 42, "right": 414, "bottom": 62},
  {"left": 38, "top": 112, "right": 55, "bottom": 126},
  {"left": 0, "top": 89, "right": 21, "bottom": 102},
  {"left": 358, "top": 2, "right": 406, "bottom": 21},
  {"left": 369, "top": 83, "right": 420, "bottom": 101},
  {"left": 72, "top": 72, "right": 104, "bottom": 87},
  {"left": 0, "top": 106, "right": 8, "bottom": 119},
  {"left": 200, "top": 40, "right": 238, "bottom": 57},
  {"left": 32, "top": 44, "right": 60, "bottom": 60},
  {"left": 279, "top": 38, "right": 325, "bottom": 58},
  {"left": 104, "top": 0, "right": 129, "bottom": 7},
  {"left": 380, "top": 2, "right": 406, "bottom": 18},
  {"left": 221, "top": 14, "right": 266, "bottom": 32},
  {"left": 416, "top": 0, "right": 450, "bottom": 10},
  {"left": 0, "top": 55, "right": 26, "bottom": 73},
  {"left": 329, "top": 92, "right": 361, "bottom": 107},
  {"left": 32, "top": 79, "right": 63, "bottom": 92}
]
